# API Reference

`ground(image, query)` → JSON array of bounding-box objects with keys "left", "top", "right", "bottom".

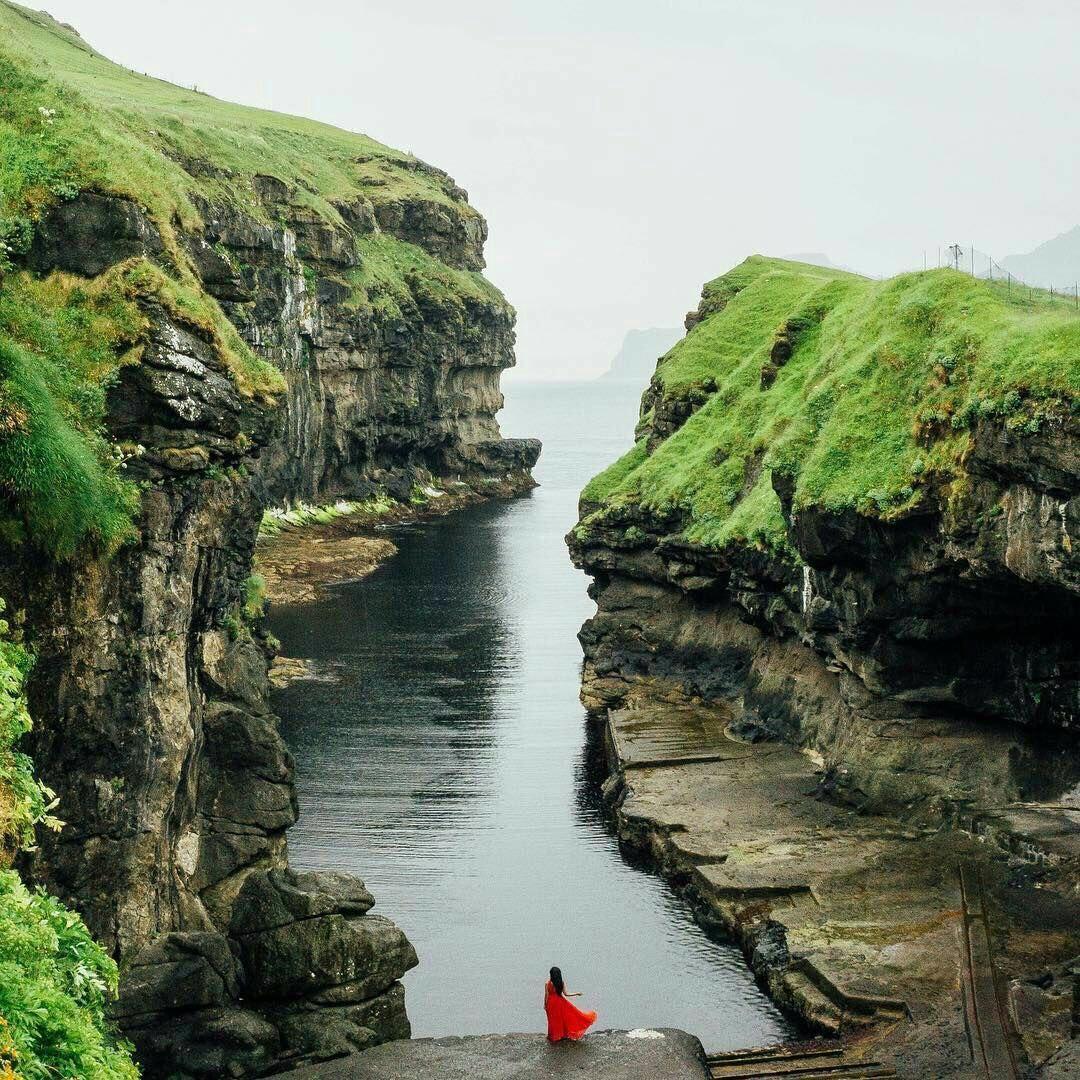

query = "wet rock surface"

[
  {"left": 598, "top": 704, "right": 1080, "bottom": 1077},
  {"left": 294, "top": 1029, "right": 709, "bottom": 1080}
]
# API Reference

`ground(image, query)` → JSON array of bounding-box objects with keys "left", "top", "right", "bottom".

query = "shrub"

[{"left": 0, "top": 601, "right": 137, "bottom": 1079}]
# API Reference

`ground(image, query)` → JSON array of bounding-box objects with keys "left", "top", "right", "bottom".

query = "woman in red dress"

[{"left": 544, "top": 966, "right": 597, "bottom": 1042}]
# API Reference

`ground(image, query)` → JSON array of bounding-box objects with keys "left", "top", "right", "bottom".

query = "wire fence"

[{"left": 922, "top": 243, "right": 1080, "bottom": 313}]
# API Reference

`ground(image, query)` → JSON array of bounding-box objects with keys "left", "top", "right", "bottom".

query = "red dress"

[{"left": 544, "top": 980, "right": 597, "bottom": 1041}]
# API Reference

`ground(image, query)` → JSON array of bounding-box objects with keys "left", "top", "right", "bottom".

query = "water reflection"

[
  {"left": 271, "top": 381, "right": 795, "bottom": 1051},
  {"left": 272, "top": 506, "right": 515, "bottom": 849}
]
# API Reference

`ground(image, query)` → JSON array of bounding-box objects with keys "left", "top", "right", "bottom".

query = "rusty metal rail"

[{"left": 957, "top": 864, "right": 1020, "bottom": 1080}]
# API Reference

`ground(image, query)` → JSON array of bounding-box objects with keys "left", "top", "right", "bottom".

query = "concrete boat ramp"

[{"left": 601, "top": 703, "right": 1080, "bottom": 1079}]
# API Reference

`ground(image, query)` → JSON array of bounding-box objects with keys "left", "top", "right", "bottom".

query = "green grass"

[
  {"left": 0, "top": 0, "right": 506, "bottom": 559},
  {"left": 348, "top": 233, "right": 506, "bottom": 320},
  {"left": 581, "top": 256, "right": 1080, "bottom": 554},
  {"left": 0, "top": 2, "right": 473, "bottom": 249},
  {"left": 0, "top": 600, "right": 137, "bottom": 1079},
  {"left": 257, "top": 492, "right": 405, "bottom": 540},
  {"left": 581, "top": 439, "right": 648, "bottom": 506},
  {"left": 0, "top": 269, "right": 145, "bottom": 557}
]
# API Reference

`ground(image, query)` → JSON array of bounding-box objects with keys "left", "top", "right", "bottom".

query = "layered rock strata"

[
  {"left": 180, "top": 177, "right": 539, "bottom": 505},
  {"left": 568, "top": 269, "right": 1080, "bottom": 1075},
  {"left": 4, "top": 154, "right": 533, "bottom": 1080}
]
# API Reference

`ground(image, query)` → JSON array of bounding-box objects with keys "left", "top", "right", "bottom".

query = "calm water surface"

[{"left": 271, "top": 380, "right": 795, "bottom": 1051}]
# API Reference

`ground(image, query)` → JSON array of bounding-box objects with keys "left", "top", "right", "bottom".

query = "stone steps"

[{"left": 707, "top": 1042, "right": 896, "bottom": 1079}]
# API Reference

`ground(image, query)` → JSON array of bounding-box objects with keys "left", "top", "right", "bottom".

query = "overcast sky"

[{"left": 40, "top": 0, "right": 1080, "bottom": 379}]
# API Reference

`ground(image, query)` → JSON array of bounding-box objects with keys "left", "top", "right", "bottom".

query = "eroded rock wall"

[
  {"left": 182, "top": 173, "right": 538, "bottom": 505},
  {"left": 570, "top": 393, "right": 1080, "bottom": 817},
  {"left": 3, "top": 172, "right": 533, "bottom": 1075}
]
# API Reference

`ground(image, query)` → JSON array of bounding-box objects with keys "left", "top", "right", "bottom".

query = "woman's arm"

[{"left": 566, "top": 991, "right": 582, "bottom": 997}]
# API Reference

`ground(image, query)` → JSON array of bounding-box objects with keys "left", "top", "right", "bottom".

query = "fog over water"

[{"left": 39, "top": 0, "right": 1080, "bottom": 378}]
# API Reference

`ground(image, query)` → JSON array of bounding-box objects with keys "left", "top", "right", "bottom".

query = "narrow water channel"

[{"left": 270, "top": 380, "right": 795, "bottom": 1052}]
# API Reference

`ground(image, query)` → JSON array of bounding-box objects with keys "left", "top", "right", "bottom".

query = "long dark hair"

[{"left": 549, "top": 966, "right": 564, "bottom": 996}]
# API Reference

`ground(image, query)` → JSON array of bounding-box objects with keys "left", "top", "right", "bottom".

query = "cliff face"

[
  {"left": 2, "top": 215, "right": 426, "bottom": 1075},
  {"left": 0, "top": 3, "right": 535, "bottom": 1075},
  {"left": 184, "top": 175, "right": 537, "bottom": 506},
  {"left": 569, "top": 258, "right": 1080, "bottom": 816}
]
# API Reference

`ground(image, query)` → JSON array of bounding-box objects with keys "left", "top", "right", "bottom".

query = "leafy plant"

[{"left": 0, "top": 600, "right": 137, "bottom": 1078}]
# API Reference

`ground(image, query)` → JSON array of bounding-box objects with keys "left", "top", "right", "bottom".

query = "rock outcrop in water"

[{"left": 0, "top": 3, "right": 536, "bottom": 1075}]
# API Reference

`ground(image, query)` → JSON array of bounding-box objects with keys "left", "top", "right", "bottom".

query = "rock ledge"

[{"left": 295, "top": 1029, "right": 709, "bottom": 1079}]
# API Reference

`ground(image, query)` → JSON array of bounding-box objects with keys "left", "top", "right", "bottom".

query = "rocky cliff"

[
  {"left": 568, "top": 256, "right": 1080, "bottom": 1074},
  {"left": 0, "top": 3, "right": 535, "bottom": 1075},
  {"left": 570, "top": 255, "right": 1079, "bottom": 817}
]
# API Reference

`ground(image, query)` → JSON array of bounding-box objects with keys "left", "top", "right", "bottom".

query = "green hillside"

[
  {"left": 582, "top": 256, "right": 1080, "bottom": 553},
  {"left": 0, "top": 0, "right": 502, "bottom": 559},
  {"left": 0, "top": 1, "right": 469, "bottom": 250}
]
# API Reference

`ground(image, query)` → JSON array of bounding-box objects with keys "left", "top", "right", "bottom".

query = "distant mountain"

[
  {"left": 599, "top": 327, "right": 684, "bottom": 383},
  {"left": 1002, "top": 226, "right": 1080, "bottom": 290}
]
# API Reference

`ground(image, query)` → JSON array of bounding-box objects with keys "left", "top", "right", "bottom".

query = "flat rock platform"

[{"left": 295, "top": 1029, "right": 708, "bottom": 1079}]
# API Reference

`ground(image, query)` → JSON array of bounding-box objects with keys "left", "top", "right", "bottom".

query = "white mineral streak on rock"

[
  {"left": 174, "top": 830, "right": 199, "bottom": 878},
  {"left": 802, "top": 564, "right": 813, "bottom": 612},
  {"left": 626, "top": 1029, "right": 666, "bottom": 1039}
]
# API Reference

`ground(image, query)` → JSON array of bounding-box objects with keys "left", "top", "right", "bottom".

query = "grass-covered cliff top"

[
  {"left": 0, "top": 0, "right": 507, "bottom": 558},
  {"left": 0, "top": 1, "right": 474, "bottom": 241},
  {"left": 581, "top": 255, "right": 1080, "bottom": 553}
]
